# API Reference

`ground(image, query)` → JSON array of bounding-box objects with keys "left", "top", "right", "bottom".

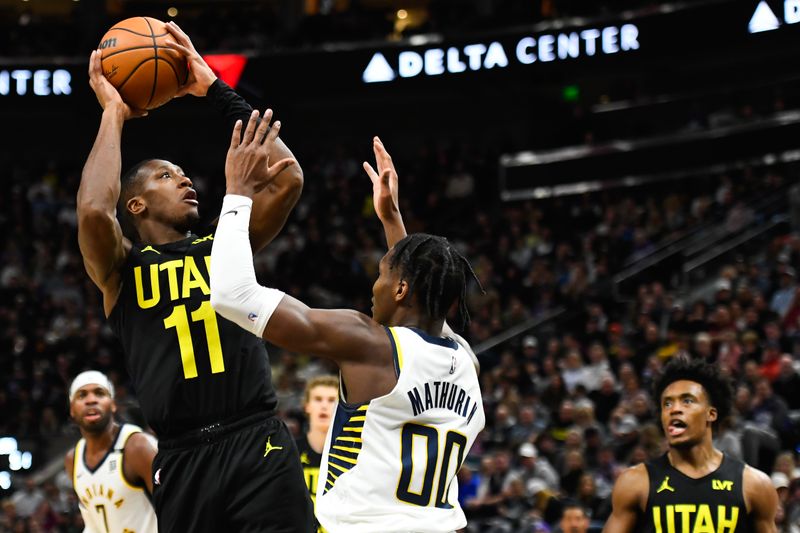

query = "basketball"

[{"left": 97, "top": 17, "right": 188, "bottom": 111}]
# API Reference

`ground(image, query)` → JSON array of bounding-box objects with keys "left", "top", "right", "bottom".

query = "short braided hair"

[{"left": 389, "top": 233, "right": 482, "bottom": 327}]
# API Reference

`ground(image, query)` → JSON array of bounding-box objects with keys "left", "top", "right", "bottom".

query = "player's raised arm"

[
  {"left": 364, "top": 137, "right": 480, "bottom": 372},
  {"left": 77, "top": 50, "right": 142, "bottom": 316},
  {"left": 209, "top": 112, "right": 391, "bottom": 363},
  {"left": 164, "top": 21, "right": 303, "bottom": 253},
  {"left": 364, "top": 136, "right": 406, "bottom": 248},
  {"left": 602, "top": 464, "right": 648, "bottom": 533}
]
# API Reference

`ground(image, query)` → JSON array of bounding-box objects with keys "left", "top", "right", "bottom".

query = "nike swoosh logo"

[{"left": 224, "top": 209, "right": 238, "bottom": 216}]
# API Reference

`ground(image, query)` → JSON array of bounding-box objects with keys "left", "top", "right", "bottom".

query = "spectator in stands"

[
  {"left": 508, "top": 405, "right": 545, "bottom": 450},
  {"left": 773, "top": 451, "right": 800, "bottom": 483},
  {"left": 774, "top": 354, "right": 800, "bottom": 409},
  {"left": 760, "top": 341, "right": 783, "bottom": 382},
  {"left": 9, "top": 478, "right": 44, "bottom": 519},
  {"left": 740, "top": 378, "right": 788, "bottom": 471},
  {"left": 562, "top": 350, "right": 589, "bottom": 393},
  {"left": 575, "top": 473, "right": 608, "bottom": 522},
  {"left": 514, "top": 442, "right": 560, "bottom": 496},
  {"left": 583, "top": 342, "right": 610, "bottom": 392},
  {"left": 458, "top": 464, "right": 482, "bottom": 510},
  {"left": 588, "top": 372, "right": 620, "bottom": 425},
  {"left": 771, "top": 267, "right": 798, "bottom": 318}
]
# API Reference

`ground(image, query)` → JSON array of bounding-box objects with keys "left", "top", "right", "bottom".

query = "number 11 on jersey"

[{"left": 163, "top": 300, "right": 225, "bottom": 379}]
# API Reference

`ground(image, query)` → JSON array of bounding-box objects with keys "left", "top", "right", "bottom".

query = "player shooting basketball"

[
  {"left": 78, "top": 21, "right": 315, "bottom": 532},
  {"left": 603, "top": 356, "right": 778, "bottom": 533}
]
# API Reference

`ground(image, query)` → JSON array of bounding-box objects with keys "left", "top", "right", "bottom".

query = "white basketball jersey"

[
  {"left": 73, "top": 424, "right": 158, "bottom": 533},
  {"left": 316, "top": 326, "right": 485, "bottom": 533}
]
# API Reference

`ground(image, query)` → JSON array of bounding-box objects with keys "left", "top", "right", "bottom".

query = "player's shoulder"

[
  {"left": 618, "top": 462, "right": 650, "bottom": 484},
  {"left": 64, "top": 446, "right": 76, "bottom": 473},
  {"left": 742, "top": 463, "right": 779, "bottom": 516},
  {"left": 742, "top": 463, "right": 773, "bottom": 495},
  {"left": 123, "top": 427, "right": 157, "bottom": 456},
  {"left": 612, "top": 463, "right": 650, "bottom": 504}
]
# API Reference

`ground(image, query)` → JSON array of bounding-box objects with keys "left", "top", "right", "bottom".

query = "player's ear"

[
  {"left": 127, "top": 196, "right": 145, "bottom": 216},
  {"left": 111, "top": 400, "right": 118, "bottom": 415},
  {"left": 395, "top": 279, "right": 409, "bottom": 303},
  {"left": 707, "top": 406, "right": 717, "bottom": 423}
]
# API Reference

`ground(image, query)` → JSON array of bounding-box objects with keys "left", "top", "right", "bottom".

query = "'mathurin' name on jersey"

[
  {"left": 316, "top": 326, "right": 485, "bottom": 533},
  {"left": 642, "top": 453, "right": 753, "bottom": 533},
  {"left": 73, "top": 424, "right": 158, "bottom": 533}
]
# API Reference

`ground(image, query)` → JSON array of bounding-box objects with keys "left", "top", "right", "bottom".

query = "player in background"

[
  {"left": 603, "top": 356, "right": 778, "bottom": 533},
  {"left": 560, "top": 501, "right": 591, "bottom": 533},
  {"left": 209, "top": 133, "right": 484, "bottom": 532},
  {"left": 77, "top": 22, "right": 314, "bottom": 532},
  {"left": 64, "top": 371, "right": 158, "bottom": 533},
  {"left": 297, "top": 375, "right": 339, "bottom": 533}
]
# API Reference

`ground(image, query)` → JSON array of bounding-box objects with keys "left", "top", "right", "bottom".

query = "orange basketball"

[{"left": 98, "top": 17, "right": 188, "bottom": 111}]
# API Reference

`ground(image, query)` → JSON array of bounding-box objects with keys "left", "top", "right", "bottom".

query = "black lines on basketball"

[
  {"left": 143, "top": 17, "right": 158, "bottom": 109},
  {"left": 102, "top": 45, "right": 159, "bottom": 61},
  {"left": 98, "top": 17, "right": 188, "bottom": 110}
]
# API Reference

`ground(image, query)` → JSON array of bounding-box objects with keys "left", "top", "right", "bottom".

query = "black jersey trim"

[{"left": 408, "top": 327, "right": 458, "bottom": 350}]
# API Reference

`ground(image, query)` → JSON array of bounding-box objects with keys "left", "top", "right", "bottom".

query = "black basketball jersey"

[
  {"left": 108, "top": 230, "right": 277, "bottom": 438},
  {"left": 296, "top": 433, "right": 326, "bottom": 533},
  {"left": 641, "top": 453, "right": 753, "bottom": 533},
  {"left": 296, "top": 433, "right": 323, "bottom": 501}
]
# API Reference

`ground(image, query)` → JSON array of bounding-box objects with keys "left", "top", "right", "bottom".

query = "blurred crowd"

[{"left": 1, "top": 129, "right": 799, "bottom": 530}]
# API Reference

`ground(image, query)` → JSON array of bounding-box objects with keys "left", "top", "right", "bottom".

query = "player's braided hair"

[
  {"left": 653, "top": 355, "right": 733, "bottom": 429},
  {"left": 389, "top": 233, "right": 482, "bottom": 327}
]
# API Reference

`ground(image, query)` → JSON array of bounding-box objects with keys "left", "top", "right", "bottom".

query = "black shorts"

[{"left": 152, "top": 413, "right": 316, "bottom": 533}]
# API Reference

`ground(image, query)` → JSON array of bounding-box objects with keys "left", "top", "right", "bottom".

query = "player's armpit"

[
  {"left": 743, "top": 466, "right": 778, "bottom": 533},
  {"left": 602, "top": 464, "right": 648, "bottom": 533}
]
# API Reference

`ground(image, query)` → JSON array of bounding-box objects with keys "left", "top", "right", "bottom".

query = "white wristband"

[{"left": 210, "top": 194, "right": 284, "bottom": 337}]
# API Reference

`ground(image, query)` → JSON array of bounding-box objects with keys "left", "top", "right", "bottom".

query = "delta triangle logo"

[
  {"left": 203, "top": 54, "right": 248, "bottom": 89},
  {"left": 749, "top": 1, "right": 781, "bottom": 33},
  {"left": 362, "top": 52, "right": 395, "bottom": 83}
]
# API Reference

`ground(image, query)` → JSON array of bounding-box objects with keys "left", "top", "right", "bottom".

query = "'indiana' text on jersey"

[
  {"left": 108, "top": 231, "right": 277, "bottom": 438},
  {"left": 643, "top": 454, "right": 753, "bottom": 533}
]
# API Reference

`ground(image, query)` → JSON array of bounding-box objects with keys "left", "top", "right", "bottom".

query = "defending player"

[
  {"left": 77, "top": 23, "right": 314, "bottom": 532},
  {"left": 64, "top": 371, "right": 158, "bottom": 533},
  {"left": 603, "top": 356, "right": 778, "bottom": 533},
  {"left": 297, "top": 375, "right": 339, "bottom": 533},
  {"left": 209, "top": 133, "right": 484, "bottom": 532}
]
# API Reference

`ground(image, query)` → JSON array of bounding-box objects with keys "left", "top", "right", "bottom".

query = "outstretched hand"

[
  {"left": 87, "top": 49, "right": 147, "bottom": 119},
  {"left": 363, "top": 136, "right": 401, "bottom": 224},
  {"left": 225, "top": 109, "right": 296, "bottom": 198},
  {"left": 163, "top": 20, "right": 217, "bottom": 97}
]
